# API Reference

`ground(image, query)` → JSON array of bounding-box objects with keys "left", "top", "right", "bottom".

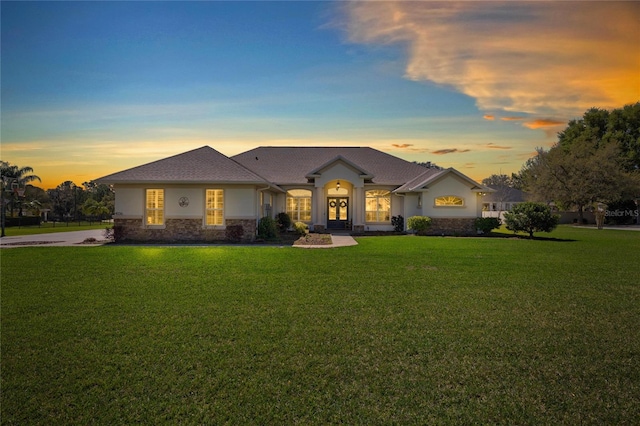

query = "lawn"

[{"left": 2, "top": 227, "right": 639, "bottom": 424}]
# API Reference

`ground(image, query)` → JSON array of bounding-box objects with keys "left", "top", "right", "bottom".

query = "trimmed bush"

[
  {"left": 407, "top": 216, "right": 432, "bottom": 236},
  {"left": 503, "top": 202, "right": 559, "bottom": 238},
  {"left": 257, "top": 216, "right": 278, "bottom": 240},
  {"left": 391, "top": 215, "right": 404, "bottom": 232},
  {"left": 276, "top": 212, "right": 292, "bottom": 232},
  {"left": 475, "top": 217, "right": 501, "bottom": 234},
  {"left": 293, "top": 222, "right": 308, "bottom": 236}
]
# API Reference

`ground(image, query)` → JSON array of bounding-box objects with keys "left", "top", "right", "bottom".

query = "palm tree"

[{"left": 1, "top": 161, "right": 42, "bottom": 218}]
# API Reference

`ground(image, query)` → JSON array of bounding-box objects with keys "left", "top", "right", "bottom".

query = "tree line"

[
  {"left": 0, "top": 161, "right": 114, "bottom": 223},
  {"left": 481, "top": 103, "right": 640, "bottom": 224}
]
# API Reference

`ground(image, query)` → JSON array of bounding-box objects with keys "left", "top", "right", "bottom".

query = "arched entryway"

[{"left": 326, "top": 180, "right": 351, "bottom": 230}]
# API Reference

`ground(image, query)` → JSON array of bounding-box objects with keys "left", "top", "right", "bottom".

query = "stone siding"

[
  {"left": 425, "top": 217, "right": 476, "bottom": 236},
  {"left": 113, "top": 218, "right": 256, "bottom": 243}
]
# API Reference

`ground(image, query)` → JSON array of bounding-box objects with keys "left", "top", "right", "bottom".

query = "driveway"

[{"left": 0, "top": 229, "right": 108, "bottom": 248}]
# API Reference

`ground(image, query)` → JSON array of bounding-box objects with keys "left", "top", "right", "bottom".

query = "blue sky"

[{"left": 2, "top": 1, "right": 638, "bottom": 189}]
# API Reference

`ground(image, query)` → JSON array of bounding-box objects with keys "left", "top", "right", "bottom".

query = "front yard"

[{"left": 1, "top": 227, "right": 639, "bottom": 423}]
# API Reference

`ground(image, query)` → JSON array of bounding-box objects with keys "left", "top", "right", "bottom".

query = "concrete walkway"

[
  {"left": 0, "top": 229, "right": 108, "bottom": 248},
  {"left": 293, "top": 233, "right": 358, "bottom": 249},
  {"left": 0, "top": 230, "right": 359, "bottom": 249}
]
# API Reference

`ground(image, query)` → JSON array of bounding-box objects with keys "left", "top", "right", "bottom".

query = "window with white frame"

[
  {"left": 365, "top": 190, "right": 391, "bottom": 222},
  {"left": 206, "top": 189, "right": 224, "bottom": 226},
  {"left": 286, "top": 189, "right": 312, "bottom": 222},
  {"left": 146, "top": 189, "right": 164, "bottom": 225}
]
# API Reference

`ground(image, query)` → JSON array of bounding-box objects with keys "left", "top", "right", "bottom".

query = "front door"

[{"left": 327, "top": 197, "right": 349, "bottom": 229}]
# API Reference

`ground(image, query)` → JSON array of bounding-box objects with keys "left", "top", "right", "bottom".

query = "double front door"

[{"left": 327, "top": 197, "right": 349, "bottom": 229}]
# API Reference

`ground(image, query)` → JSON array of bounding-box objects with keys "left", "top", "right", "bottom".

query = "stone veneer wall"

[
  {"left": 425, "top": 217, "right": 476, "bottom": 236},
  {"left": 114, "top": 218, "right": 256, "bottom": 243}
]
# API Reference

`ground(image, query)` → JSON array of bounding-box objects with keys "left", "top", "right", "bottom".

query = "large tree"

[{"left": 518, "top": 104, "right": 640, "bottom": 222}]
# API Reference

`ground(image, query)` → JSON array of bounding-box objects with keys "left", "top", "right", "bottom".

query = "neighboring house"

[
  {"left": 481, "top": 186, "right": 528, "bottom": 220},
  {"left": 96, "top": 146, "right": 494, "bottom": 242}
]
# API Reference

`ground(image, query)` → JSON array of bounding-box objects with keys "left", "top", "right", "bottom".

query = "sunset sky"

[{"left": 2, "top": 1, "right": 638, "bottom": 189}]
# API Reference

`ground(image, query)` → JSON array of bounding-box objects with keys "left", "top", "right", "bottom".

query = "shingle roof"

[
  {"left": 232, "top": 147, "right": 429, "bottom": 185},
  {"left": 96, "top": 146, "right": 269, "bottom": 184}
]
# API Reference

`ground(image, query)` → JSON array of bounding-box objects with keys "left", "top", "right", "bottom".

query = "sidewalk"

[{"left": 0, "top": 229, "right": 108, "bottom": 248}]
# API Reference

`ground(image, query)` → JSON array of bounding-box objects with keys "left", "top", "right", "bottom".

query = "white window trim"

[
  {"left": 204, "top": 189, "right": 225, "bottom": 228},
  {"left": 286, "top": 189, "right": 312, "bottom": 223},
  {"left": 365, "top": 189, "right": 391, "bottom": 223},
  {"left": 145, "top": 188, "right": 165, "bottom": 228}
]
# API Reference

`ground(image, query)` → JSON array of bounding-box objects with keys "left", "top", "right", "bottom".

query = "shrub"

[
  {"left": 391, "top": 215, "right": 404, "bottom": 232},
  {"left": 225, "top": 225, "right": 244, "bottom": 243},
  {"left": 503, "top": 202, "right": 559, "bottom": 238},
  {"left": 276, "top": 212, "right": 292, "bottom": 232},
  {"left": 475, "top": 217, "right": 501, "bottom": 234},
  {"left": 407, "top": 216, "right": 432, "bottom": 236},
  {"left": 257, "top": 216, "right": 278, "bottom": 240},
  {"left": 293, "top": 222, "right": 308, "bottom": 236}
]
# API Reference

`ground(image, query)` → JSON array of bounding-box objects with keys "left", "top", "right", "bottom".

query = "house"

[
  {"left": 96, "top": 146, "right": 494, "bottom": 242},
  {"left": 481, "top": 186, "right": 528, "bottom": 220}
]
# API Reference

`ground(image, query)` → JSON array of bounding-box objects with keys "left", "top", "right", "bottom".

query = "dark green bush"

[
  {"left": 257, "top": 216, "right": 278, "bottom": 240},
  {"left": 276, "top": 212, "right": 292, "bottom": 232},
  {"left": 475, "top": 217, "right": 501, "bottom": 234},
  {"left": 391, "top": 215, "right": 404, "bottom": 232}
]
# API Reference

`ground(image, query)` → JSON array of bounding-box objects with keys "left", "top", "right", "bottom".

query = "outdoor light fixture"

[{"left": 336, "top": 181, "right": 340, "bottom": 191}]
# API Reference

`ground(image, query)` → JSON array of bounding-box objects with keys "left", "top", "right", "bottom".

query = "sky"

[{"left": 1, "top": 1, "right": 638, "bottom": 190}]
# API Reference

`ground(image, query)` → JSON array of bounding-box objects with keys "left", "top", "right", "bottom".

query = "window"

[
  {"left": 365, "top": 190, "right": 391, "bottom": 222},
  {"left": 146, "top": 189, "right": 164, "bottom": 225},
  {"left": 206, "top": 189, "right": 224, "bottom": 226},
  {"left": 435, "top": 195, "right": 464, "bottom": 207},
  {"left": 286, "top": 189, "right": 312, "bottom": 222}
]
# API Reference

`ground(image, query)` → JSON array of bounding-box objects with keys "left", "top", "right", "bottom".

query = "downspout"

[{"left": 256, "top": 185, "right": 271, "bottom": 236}]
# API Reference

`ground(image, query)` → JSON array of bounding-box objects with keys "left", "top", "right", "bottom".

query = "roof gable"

[
  {"left": 305, "top": 155, "right": 374, "bottom": 179},
  {"left": 96, "top": 146, "right": 269, "bottom": 184},
  {"left": 394, "top": 168, "right": 493, "bottom": 193}
]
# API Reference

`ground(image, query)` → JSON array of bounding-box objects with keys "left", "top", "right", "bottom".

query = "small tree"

[
  {"left": 503, "top": 202, "right": 559, "bottom": 238},
  {"left": 407, "top": 216, "right": 432, "bottom": 236}
]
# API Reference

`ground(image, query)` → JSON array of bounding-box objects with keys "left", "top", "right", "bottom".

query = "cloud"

[
  {"left": 431, "top": 148, "right": 471, "bottom": 155},
  {"left": 501, "top": 116, "right": 525, "bottom": 121},
  {"left": 341, "top": 2, "right": 639, "bottom": 117},
  {"left": 483, "top": 114, "right": 495, "bottom": 121},
  {"left": 485, "top": 143, "right": 512, "bottom": 150},
  {"left": 392, "top": 143, "right": 414, "bottom": 148},
  {"left": 522, "top": 119, "right": 565, "bottom": 130}
]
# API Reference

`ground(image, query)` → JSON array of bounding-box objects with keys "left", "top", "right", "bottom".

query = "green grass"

[
  {"left": 2, "top": 226, "right": 639, "bottom": 424},
  {"left": 2, "top": 221, "right": 110, "bottom": 236}
]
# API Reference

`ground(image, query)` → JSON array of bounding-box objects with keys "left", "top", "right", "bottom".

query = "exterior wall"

[
  {"left": 112, "top": 184, "right": 259, "bottom": 242},
  {"left": 114, "top": 187, "right": 143, "bottom": 216},
  {"left": 114, "top": 217, "right": 256, "bottom": 242},
  {"left": 421, "top": 175, "right": 481, "bottom": 218},
  {"left": 424, "top": 217, "right": 476, "bottom": 236}
]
